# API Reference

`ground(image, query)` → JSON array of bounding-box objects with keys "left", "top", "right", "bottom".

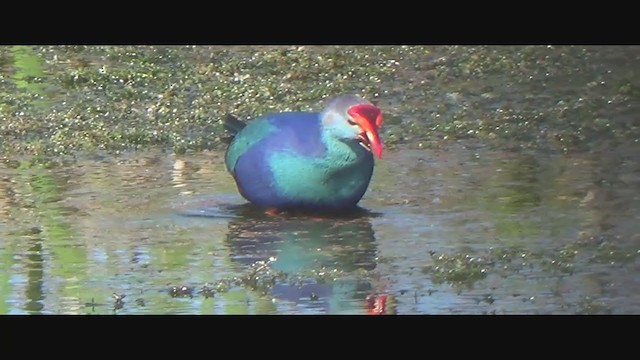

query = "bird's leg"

[{"left": 264, "top": 208, "right": 280, "bottom": 216}]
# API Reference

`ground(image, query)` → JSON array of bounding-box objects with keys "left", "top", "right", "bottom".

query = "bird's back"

[{"left": 225, "top": 112, "right": 325, "bottom": 173}]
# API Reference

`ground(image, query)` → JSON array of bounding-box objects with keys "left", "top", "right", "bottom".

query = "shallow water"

[
  {"left": 1, "top": 143, "right": 638, "bottom": 314},
  {"left": 1, "top": 45, "right": 639, "bottom": 314}
]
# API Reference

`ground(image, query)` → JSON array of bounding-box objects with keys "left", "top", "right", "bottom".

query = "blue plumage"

[{"left": 224, "top": 95, "right": 383, "bottom": 213}]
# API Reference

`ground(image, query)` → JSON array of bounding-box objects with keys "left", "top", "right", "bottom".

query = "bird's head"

[{"left": 320, "top": 95, "right": 384, "bottom": 159}]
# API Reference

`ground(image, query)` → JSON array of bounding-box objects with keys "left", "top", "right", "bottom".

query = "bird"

[{"left": 224, "top": 94, "right": 384, "bottom": 215}]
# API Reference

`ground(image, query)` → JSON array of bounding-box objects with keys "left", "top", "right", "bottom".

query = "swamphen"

[{"left": 224, "top": 94, "right": 384, "bottom": 214}]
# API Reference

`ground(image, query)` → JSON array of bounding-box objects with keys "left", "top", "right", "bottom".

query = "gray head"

[{"left": 319, "top": 94, "right": 384, "bottom": 158}]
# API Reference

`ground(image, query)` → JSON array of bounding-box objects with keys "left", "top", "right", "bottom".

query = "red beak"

[{"left": 347, "top": 104, "right": 384, "bottom": 159}]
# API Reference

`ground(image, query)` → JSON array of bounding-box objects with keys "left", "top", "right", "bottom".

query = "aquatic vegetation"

[{"left": 0, "top": 45, "right": 637, "bottom": 157}]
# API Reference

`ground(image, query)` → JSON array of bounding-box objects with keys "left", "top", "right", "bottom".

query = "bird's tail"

[{"left": 223, "top": 114, "right": 246, "bottom": 136}]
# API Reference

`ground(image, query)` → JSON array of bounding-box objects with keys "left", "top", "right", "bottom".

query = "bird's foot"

[{"left": 264, "top": 208, "right": 280, "bottom": 216}]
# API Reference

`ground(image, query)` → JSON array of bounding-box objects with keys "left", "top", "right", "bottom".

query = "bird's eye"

[{"left": 347, "top": 118, "right": 357, "bottom": 126}]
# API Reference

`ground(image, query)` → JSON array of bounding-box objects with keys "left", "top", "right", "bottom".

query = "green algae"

[{"left": 0, "top": 45, "right": 638, "bottom": 158}]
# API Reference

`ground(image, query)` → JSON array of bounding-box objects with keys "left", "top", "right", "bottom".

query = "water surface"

[{"left": 1, "top": 143, "right": 638, "bottom": 314}]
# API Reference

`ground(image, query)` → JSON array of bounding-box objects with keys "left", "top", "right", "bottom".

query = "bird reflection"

[{"left": 223, "top": 205, "right": 390, "bottom": 314}]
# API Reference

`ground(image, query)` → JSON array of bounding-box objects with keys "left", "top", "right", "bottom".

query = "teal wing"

[{"left": 224, "top": 116, "right": 277, "bottom": 174}]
